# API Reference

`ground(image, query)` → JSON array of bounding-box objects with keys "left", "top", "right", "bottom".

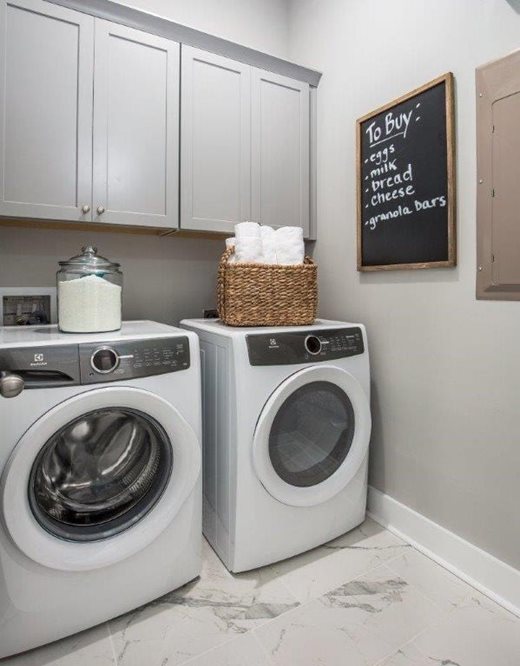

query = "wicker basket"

[{"left": 217, "top": 247, "right": 318, "bottom": 327}]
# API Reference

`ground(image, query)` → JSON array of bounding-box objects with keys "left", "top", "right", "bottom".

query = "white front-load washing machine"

[
  {"left": 181, "top": 318, "right": 371, "bottom": 573},
  {"left": 0, "top": 321, "right": 202, "bottom": 658}
]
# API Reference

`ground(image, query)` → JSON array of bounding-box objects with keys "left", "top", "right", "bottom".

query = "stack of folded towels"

[{"left": 226, "top": 222, "right": 305, "bottom": 265}]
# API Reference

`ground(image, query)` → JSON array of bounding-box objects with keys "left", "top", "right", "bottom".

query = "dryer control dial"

[{"left": 90, "top": 347, "right": 120, "bottom": 374}]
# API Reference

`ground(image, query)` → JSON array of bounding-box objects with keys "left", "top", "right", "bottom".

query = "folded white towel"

[
  {"left": 228, "top": 223, "right": 304, "bottom": 265},
  {"left": 275, "top": 226, "right": 305, "bottom": 265},
  {"left": 234, "top": 222, "right": 263, "bottom": 263},
  {"left": 260, "top": 226, "right": 277, "bottom": 264},
  {"left": 276, "top": 247, "right": 304, "bottom": 265},
  {"left": 276, "top": 226, "right": 304, "bottom": 241},
  {"left": 235, "top": 236, "right": 263, "bottom": 263},
  {"left": 235, "top": 221, "right": 261, "bottom": 239},
  {"left": 225, "top": 237, "right": 237, "bottom": 263}
]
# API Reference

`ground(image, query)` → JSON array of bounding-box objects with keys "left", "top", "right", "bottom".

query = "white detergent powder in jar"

[{"left": 57, "top": 247, "right": 123, "bottom": 333}]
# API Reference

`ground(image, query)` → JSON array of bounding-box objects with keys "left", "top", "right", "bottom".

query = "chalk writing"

[{"left": 358, "top": 77, "right": 452, "bottom": 268}]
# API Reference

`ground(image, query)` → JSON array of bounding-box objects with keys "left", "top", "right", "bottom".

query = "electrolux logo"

[
  {"left": 30, "top": 352, "right": 47, "bottom": 368},
  {"left": 268, "top": 338, "right": 279, "bottom": 349}
]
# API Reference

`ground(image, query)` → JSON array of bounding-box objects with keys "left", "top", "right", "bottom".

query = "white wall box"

[
  {"left": 181, "top": 46, "right": 251, "bottom": 234},
  {"left": 477, "top": 49, "right": 520, "bottom": 300},
  {"left": 252, "top": 70, "right": 310, "bottom": 235},
  {"left": 0, "top": 0, "right": 94, "bottom": 221}
]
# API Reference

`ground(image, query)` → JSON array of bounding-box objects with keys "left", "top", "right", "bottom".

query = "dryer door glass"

[
  {"left": 268, "top": 381, "right": 355, "bottom": 487},
  {"left": 29, "top": 407, "right": 173, "bottom": 541}
]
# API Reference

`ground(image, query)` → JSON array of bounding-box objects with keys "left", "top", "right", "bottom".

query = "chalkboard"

[{"left": 357, "top": 73, "right": 456, "bottom": 271}]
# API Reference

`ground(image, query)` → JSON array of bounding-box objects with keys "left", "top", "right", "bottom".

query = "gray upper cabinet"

[
  {"left": 181, "top": 48, "right": 311, "bottom": 236},
  {"left": 0, "top": 0, "right": 94, "bottom": 221},
  {"left": 93, "top": 21, "right": 179, "bottom": 228},
  {"left": 181, "top": 46, "right": 251, "bottom": 234},
  {"left": 251, "top": 70, "right": 310, "bottom": 235},
  {"left": 0, "top": 0, "right": 315, "bottom": 234}
]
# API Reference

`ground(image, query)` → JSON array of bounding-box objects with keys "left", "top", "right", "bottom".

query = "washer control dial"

[
  {"left": 305, "top": 335, "right": 322, "bottom": 355},
  {"left": 90, "top": 347, "right": 120, "bottom": 374}
]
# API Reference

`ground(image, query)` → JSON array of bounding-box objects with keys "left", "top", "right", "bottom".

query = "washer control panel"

[
  {"left": 79, "top": 336, "right": 190, "bottom": 383},
  {"left": 247, "top": 328, "right": 364, "bottom": 366}
]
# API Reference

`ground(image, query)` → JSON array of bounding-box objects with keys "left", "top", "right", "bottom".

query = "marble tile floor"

[{"left": 3, "top": 518, "right": 519, "bottom": 666}]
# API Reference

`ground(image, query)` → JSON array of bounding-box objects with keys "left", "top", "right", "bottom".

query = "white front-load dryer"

[
  {"left": 0, "top": 321, "right": 202, "bottom": 658},
  {"left": 181, "top": 318, "right": 371, "bottom": 573}
]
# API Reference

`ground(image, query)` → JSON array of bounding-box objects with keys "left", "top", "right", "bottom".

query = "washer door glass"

[
  {"left": 29, "top": 407, "right": 173, "bottom": 542},
  {"left": 269, "top": 381, "right": 355, "bottom": 488}
]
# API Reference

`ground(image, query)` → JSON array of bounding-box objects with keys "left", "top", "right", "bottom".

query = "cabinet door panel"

[
  {"left": 0, "top": 0, "right": 93, "bottom": 221},
  {"left": 93, "top": 20, "right": 179, "bottom": 228},
  {"left": 252, "top": 70, "right": 309, "bottom": 235},
  {"left": 181, "top": 46, "right": 250, "bottom": 233}
]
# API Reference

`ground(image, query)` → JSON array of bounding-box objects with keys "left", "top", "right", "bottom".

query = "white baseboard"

[{"left": 367, "top": 486, "right": 520, "bottom": 618}]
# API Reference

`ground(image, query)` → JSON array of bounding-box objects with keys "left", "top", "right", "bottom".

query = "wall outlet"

[{"left": 203, "top": 308, "right": 219, "bottom": 319}]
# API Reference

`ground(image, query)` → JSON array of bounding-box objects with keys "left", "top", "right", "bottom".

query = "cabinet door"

[
  {"left": 252, "top": 70, "right": 310, "bottom": 235},
  {"left": 181, "top": 46, "right": 251, "bottom": 233},
  {"left": 0, "top": 0, "right": 94, "bottom": 221},
  {"left": 93, "top": 20, "right": 179, "bottom": 228}
]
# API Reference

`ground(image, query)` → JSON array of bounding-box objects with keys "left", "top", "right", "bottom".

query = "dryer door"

[
  {"left": 1, "top": 387, "right": 200, "bottom": 571},
  {"left": 252, "top": 365, "right": 370, "bottom": 507}
]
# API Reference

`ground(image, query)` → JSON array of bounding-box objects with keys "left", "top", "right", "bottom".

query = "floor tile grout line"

[
  {"left": 375, "top": 559, "right": 469, "bottom": 620},
  {"left": 274, "top": 570, "right": 303, "bottom": 607},
  {"left": 104, "top": 621, "right": 119, "bottom": 665},
  {"left": 177, "top": 630, "right": 277, "bottom": 666},
  {"left": 367, "top": 559, "right": 484, "bottom": 665},
  {"left": 178, "top": 633, "right": 246, "bottom": 666},
  {"left": 371, "top": 618, "right": 442, "bottom": 666},
  {"left": 250, "top": 630, "right": 277, "bottom": 666}
]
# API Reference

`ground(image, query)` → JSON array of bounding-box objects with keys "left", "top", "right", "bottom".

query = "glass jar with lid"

[{"left": 57, "top": 246, "right": 123, "bottom": 333}]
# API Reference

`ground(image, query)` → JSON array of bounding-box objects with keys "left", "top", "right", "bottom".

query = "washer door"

[
  {"left": 1, "top": 387, "right": 200, "bottom": 571},
  {"left": 252, "top": 366, "right": 371, "bottom": 507}
]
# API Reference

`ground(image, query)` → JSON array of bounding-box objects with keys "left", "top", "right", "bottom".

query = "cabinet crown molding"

[{"left": 45, "top": 0, "right": 322, "bottom": 87}]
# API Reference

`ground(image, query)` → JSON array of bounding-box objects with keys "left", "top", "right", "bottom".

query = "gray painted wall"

[
  {"left": 0, "top": 0, "right": 292, "bottom": 325},
  {"left": 288, "top": 0, "right": 520, "bottom": 568},
  {"left": 0, "top": 226, "right": 221, "bottom": 324}
]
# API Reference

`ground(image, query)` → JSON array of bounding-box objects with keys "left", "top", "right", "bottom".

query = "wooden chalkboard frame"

[{"left": 356, "top": 73, "right": 456, "bottom": 271}]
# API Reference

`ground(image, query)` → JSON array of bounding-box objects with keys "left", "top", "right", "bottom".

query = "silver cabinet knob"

[
  {"left": 0, "top": 372, "right": 24, "bottom": 398},
  {"left": 97, "top": 206, "right": 106, "bottom": 215},
  {"left": 81, "top": 204, "right": 90, "bottom": 214}
]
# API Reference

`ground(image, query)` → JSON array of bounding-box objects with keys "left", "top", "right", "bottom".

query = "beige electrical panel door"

[{"left": 477, "top": 50, "right": 520, "bottom": 300}]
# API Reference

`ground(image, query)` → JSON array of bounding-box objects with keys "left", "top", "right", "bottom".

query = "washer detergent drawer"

[
  {"left": 1, "top": 386, "right": 201, "bottom": 571},
  {"left": 252, "top": 365, "right": 371, "bottom": 507}
]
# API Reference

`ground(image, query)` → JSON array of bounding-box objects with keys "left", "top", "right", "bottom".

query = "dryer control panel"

[{"left": 246, "top": 327, "right": 364, "bottom": 366}]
